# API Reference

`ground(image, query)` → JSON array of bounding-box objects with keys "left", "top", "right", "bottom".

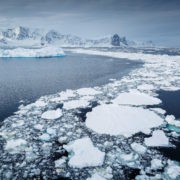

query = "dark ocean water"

[
  {"left": 158, "top": 90, "right": 180, "bottom": 119},
  {"left": 0, "top": 52, "right": 141, "bottom": 122},
  {"left": 157, "top": 90, "right": 180, "bottom": 162}
]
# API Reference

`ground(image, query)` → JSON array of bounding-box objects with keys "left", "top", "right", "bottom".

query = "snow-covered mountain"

[
  {"left": 0, "top": 26, "right": 155, "bottom": 48},
  {"left": 0, "top": 26, "right": 43, "bottom": 47}
]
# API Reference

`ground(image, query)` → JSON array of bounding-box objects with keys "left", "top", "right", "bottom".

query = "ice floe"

[
  {"left": 165, "top": 160, "right": 180, "bottom": 179},
  {"left": 41, "top": 108, "right": 62, "bottom": 120},
  {"left": 5, "top": 139, "right": 27, "bottom": 154},
  {"left": 34, "top": 99, "right": 47, "bottom": 107},
  {"left": 151, "top": 159, "right": 163, "bottom": 170},
  {"left": 76, "top": 88, "right": 101, "bottom": 96},
  {"left": 86, "top": 104, "right": 163, "bottom": 137},
  {"left": 34, "top": 124, "right": 44, "bottom": 130},
  {"left": 137, "top": 84, "right": 155, "bottom": 91},
  {"left": 112, "top": 91, "right": 161, "bottom": 106},
  {"left": 55, "top": 157, "right": 67, "bottom": 168},
  {"left": 50, "top": 90, "right": 76, "bottom": 102},
  {"left": 63, "top": 99, "right": 90, "bottom": 110},
  {"left": 39, "top": 133, "right": 51, "bottom": 141},
  {"left": 64, "top": 137, "right": 105, "bottom": 168},
  {"left": 87, "top": 173, "right": 106, "bottom": 180},
  {"left": 144, "top": 130, "right": 169, "bottom": 147},
  {"left": 165, "top": 115, "right": 180, "bottom": 127},
  {"left": 151, "top": 108, "right": 166, "bottom": 115},
  {"left": 131, "top": 143, "right": 147, "bottom": 154},
  {"left": 0, "top": 46, "right": 65, "bottom": 58}
]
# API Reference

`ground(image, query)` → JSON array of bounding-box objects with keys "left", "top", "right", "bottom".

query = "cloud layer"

[{"left": 0, "top": 0, "right": 180, "bottom": 47}]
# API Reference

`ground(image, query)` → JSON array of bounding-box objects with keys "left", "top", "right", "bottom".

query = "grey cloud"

[{"left": 0, "top": 0, "right": 180, "bottom": 47}]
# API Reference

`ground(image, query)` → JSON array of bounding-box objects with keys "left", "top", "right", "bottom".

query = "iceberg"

[{"left": 0, "top": 46, "right": 65, "bottom": 58}]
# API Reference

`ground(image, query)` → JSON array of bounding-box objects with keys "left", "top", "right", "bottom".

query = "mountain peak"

[{"left": 0, "top": 27, "right": 155, "bottom": 48}]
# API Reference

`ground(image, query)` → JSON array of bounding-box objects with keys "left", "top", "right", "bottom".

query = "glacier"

[{"left": 0, "top": 46, "right": 65, "bottom": 58}]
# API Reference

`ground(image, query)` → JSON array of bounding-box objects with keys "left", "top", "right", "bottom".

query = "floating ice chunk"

[
  {"left": 144, "top": 130, "right": 169, "bottom": 147},
  {"left": 51, "top": 90, "right": 76, "bottom": 102},
  {"left": 47, "top": 128, "right": 56, "bottom": 135},
  {"left": 137, "top": 84, "right": 155, "bottom": 91},
  {"left": 87, "top": 173, "right": 106, "bottom": 180},
  {"left": 63, "top": 99, "right": 90, "bottom": 110},
  {"left": 86, "top": 104, "right": 163, "bottom": 137},
  {"left": 34, "top": 100, "right": 47, "bottom": 107},
  {"left": 165, "top": 115, "right": 180, "bottom": 127},
  {"left": 166, "top": 160, "right": 180, "bottom": 179},
  {"left": 112, "top": 91, "right": 161, "bottom": 106},
  {"left": 12, "top": 120, "right": 24, "bottom": 128},
  {"left": 120, "top": 152, "right": 138, "bottom": 162},
  {"left": 81, "top": 95, "right": 95, "bottom": 101},
  {"left": 0, "top": 46, "right": 65, "bottom": 58},
  {"left": 34, "top": 124, "right": 44, "bottom": 130},
  {"left": 55, "top": 157, "right": 66, "bottom": 168},
  {"left": 119, "top": 152, "right": 139, "bottom": 167},
  {"left": 136, "top": 174, "right": 162, "bottom": 180},
  {"left": 59, "top": 90, "right": 76, "bottom": 100},
  {"left": 151, "top": 159, "right": 163, "bottom": 170},
  {"left": 39, "top": 133, "right": 50, "bottom": 141},
  {"left": 5, "top": 139, "right": 27, "bottom": 153},
  {"left": 76, "top": 88, "right": 101, "bottom": 96},
  {"left": 131, "top": 143, "right": 147, "bottom": 154},
  {"left": 25, "top": 147, "right": 38, "bottom": 162},
  {"left": 151, "top": 108, "right": 166, "bottom": 114},
  {"left": 58, "top": 136, "right": 68, "bottom": 144},
  {"left": 64, "top": 137, "right": 105, "bottom": 168},
  {"left": 41, "top": 108, "right": 62, "bottom": 120}
]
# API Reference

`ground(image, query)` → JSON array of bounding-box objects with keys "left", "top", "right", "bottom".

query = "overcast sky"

[{"left": 0, "top": 0, "right": 180, "bottom": 47}]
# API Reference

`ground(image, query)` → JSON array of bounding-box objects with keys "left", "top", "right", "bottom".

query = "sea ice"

[
  {"left": 112, "top": 91, "right": 161, "bottom": 106},
  {"left": 34, "top": 100, "right": 47, "bottom": 107},
  {"left": 50, "top": 90, "right": 76, "bottom": 102},
  {"left": 70, "top": 48, "right": 180, "bottom": 62},
  {"left": 55, "top": 157, "right": 66, "bottom": 168},
  {"left": 87, "top": 173, "right": 106, "bottom": 180},
  {"left": 63, "top": 99, "right": 90, "bottom": 110},
  {"left": 47, "top": 128, "right": 56, "bottom": 135},
  {"left": 76, "top": 88, "right": 101, "bottom": 96},
  {"left": 5, "top": 139, "right": 27, "bottom": 153},
  {"left": 166, "top": 160, "right": 180, "bottom": 179},
  {"left": 151, "top": 159, "right": 163, "bottom": 170},
  {"left": 137, "top": 84, "right": 155, "bottom": 91},
  {"left": 41, "top": 108, "right": 62, "bottom": 120},
  {"left": 64, "top": 137, "right": 105, "bottom": 168},
  {"left": 86, "top": 104, "right": 163, "bottom": 137},
  {"left": 165, "top": 115, "right": 180, "bottom": 127},
  {"left": 39, "top": 133, "right": 50, "bottom": 141},
  {"left": 151, "top": 108, "right": 166, "bottom": 114},
  {"left": 144, "top": 130, "right": 169, "bottom": 147},
  {"left": 34, "top": 124, "right": 44, "bottom": 130},
  {"left": 11, "top": 120, "right": 24, "bottom": 128},
  {"left": 131, "top": 142, "right": 147, "bottom": 154}
]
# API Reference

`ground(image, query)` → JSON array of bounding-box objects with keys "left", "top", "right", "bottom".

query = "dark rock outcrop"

[{"left": 111, "top": 34, "right": 120, "bottom": 46}]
